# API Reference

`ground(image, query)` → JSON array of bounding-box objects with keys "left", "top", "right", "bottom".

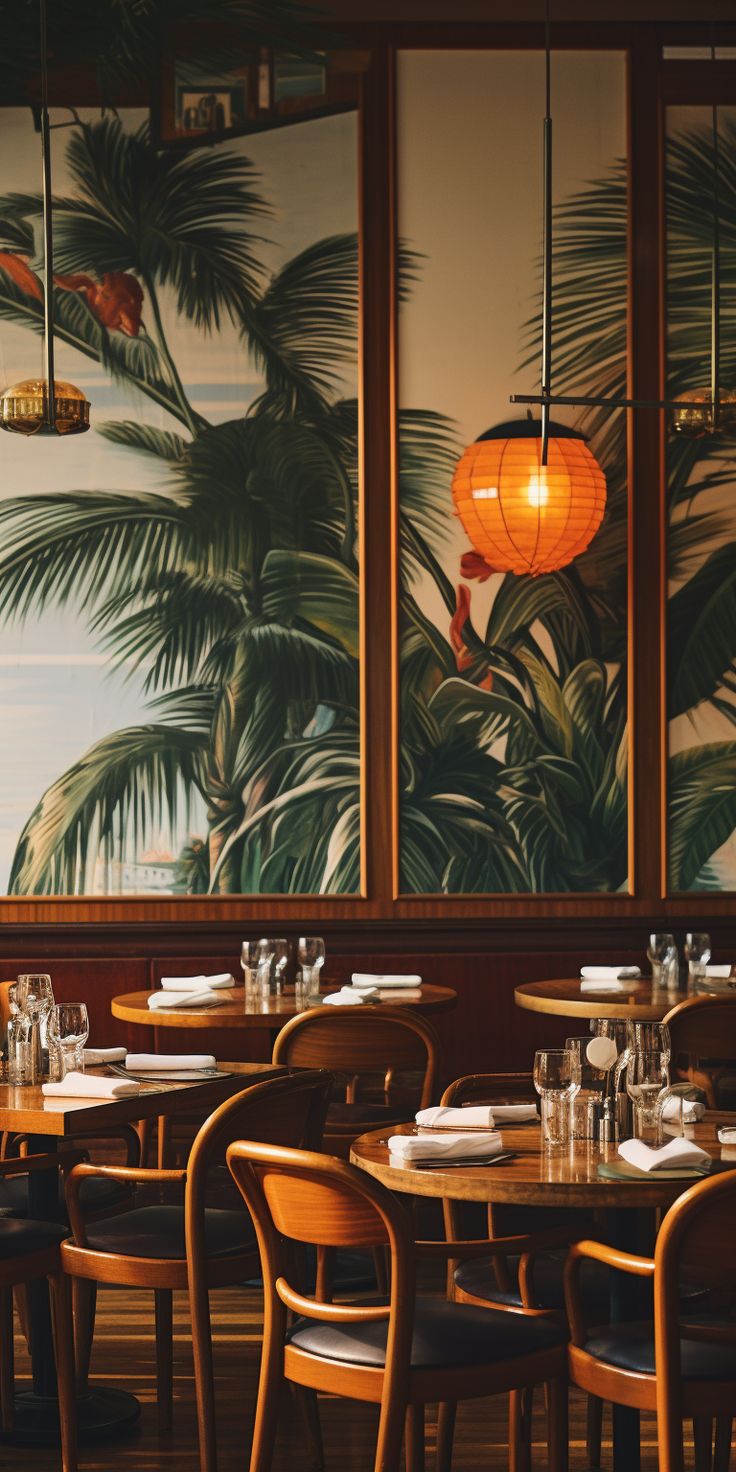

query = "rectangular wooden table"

[{"left": 3, "top": 1061, "right": 284, "bottom": 1446}]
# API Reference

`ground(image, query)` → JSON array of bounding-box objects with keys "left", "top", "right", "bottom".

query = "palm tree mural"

[{"left": 0, "top": 114, "right": 734, "bottom": 894}]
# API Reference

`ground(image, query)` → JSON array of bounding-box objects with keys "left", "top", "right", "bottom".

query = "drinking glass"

[
  {"left": 241, "top": 941, "right": 270, "bottom": 1004},
  {"left": 565, "top": 1037, "right": 605, "bottom": 1139},
  {"left": 533, "top": 1048, "right": 580, "bottom": 1146},
  {"left": 296, "top": 937, "right": 326, "bottom": 1007},
  {"left": 647, "top": 932, "right": 677, "bottom": 988},
  {"left": 48, "top": 1003, "right": 89, "bottom": 1076},
  {"left": 655, "top": 1082, "right": 704, "bottom": 1138},
  {"left": 684, "top": 931, "right": 711, "bottom": 987},
  {"left": 626, "top": 1049, "right": 669, "bottom": 1141},
  {"left": 16, "top": 973, "right": 54, "bottom": 1026}
]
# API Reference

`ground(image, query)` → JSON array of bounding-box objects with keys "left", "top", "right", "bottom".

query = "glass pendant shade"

[
  {"left": 670, "top": 386, "right": 736, "bottom": 438},
  {"left": 452, "top": 419, "right": 607, "bottom": 577},
  {"left": 0, "top": 378, "right": 90, "bottom": 436}
]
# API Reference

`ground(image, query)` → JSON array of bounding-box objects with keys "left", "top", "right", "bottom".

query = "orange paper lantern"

[{"left": 451, "top": 419, "right": 606, "bottom": 577}]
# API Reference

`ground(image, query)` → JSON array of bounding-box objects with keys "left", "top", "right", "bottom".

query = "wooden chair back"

[
  {"left": 654, "top": 1170, "right": 736, "bottom": 1458},
  {"left": 272, "top": 1007, "right": 440, "bottom": 1156},
  {"left": 0, "top": 982, "right": 14, "bottom": 1032},
  {"left": 441, "top": 1072, "right": 534, "bottom": 1109},
  {"left": 662, "top": 995, "right": 736, "bottom": 1107}
]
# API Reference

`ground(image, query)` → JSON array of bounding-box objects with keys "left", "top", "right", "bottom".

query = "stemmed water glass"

[
  {"left": 684, "top": 932, "right": 711, "bottom": 988},
  {"left": 647, "top": 932, "right": 677, "bottom": 988},
  {"left": 533, "top": 1048, "right": 580, "bottom": 1146},
  {"left": 296, "top": 937, "right": 326, "bottom": 1007},
  {"left": 626, "top": 1049, "right": 669, "bottom": 1142},
  {"left": 48, "top": 1002, "right": 89, "bottom": 1078}
]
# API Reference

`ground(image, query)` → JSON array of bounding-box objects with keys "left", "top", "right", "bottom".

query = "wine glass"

[
  {"left": 684, "top": 931, "right": 711, "bottom": 988},
  {"left": 626, "top": 1049, "right": 669, "bottom": 1141},
  {"left": 533, "top": 1048, "right": 580, "bottom": 1146},
  {"left": 16, "top": 974, "right": 55, "bottom": 1048},
  {"left": 296, "top": 937, "right": 326, "bottom": 1006},
  {"left": 647, "top": 932, "right": 676, "bottom": 988},
  {"left": 241, "top": 941, "right": 269, "bottom": 1004},
  {"left": 49, "top": 1002, "right": 89, "bottom": 1076},
  {"left": 655, "top": 1082, "right": 704, "bottom": 1138}
]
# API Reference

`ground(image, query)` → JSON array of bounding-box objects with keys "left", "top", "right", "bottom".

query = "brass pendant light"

[{"left": 0, "top": 0, "right": 90, "bottom": 436}]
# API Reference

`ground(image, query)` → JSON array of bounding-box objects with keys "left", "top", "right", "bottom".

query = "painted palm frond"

[
  {"left": 95, "top": 422, "right": 187, "bottom": 462},
  {"left": 669, "top": 743, "right": 736, "bottom": 891},
  {"left": 8, "top": 725, "right": 208, "bottom": 896}
]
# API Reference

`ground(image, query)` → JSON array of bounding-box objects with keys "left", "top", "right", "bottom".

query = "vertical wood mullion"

[
  {"left": 359, "top": 43, "right": 395, "bottom": 906},
  {"left": 627, "top": 25, "right": 667, "bottom": 901}
]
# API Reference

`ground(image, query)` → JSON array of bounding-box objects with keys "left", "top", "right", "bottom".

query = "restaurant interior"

[{"left": 1, "top": 0, "right": 736, "bottom": 1469}]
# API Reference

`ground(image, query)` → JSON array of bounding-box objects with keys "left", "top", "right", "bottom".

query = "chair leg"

[
  {"left": 586, "top": 1394, "right": 603, "bottom": 1469},
  {"left": 14, "top": 1283, "right": 31, "bottom": 1352},
  {"left": 694, "top": 1419, "right": 713, "bottom": 1472},
  {"left": 157, "top": 1115, "right": 172, "bottom": 1170},
  {"left": 291, "top": 1385, "right": 324, "bottom": 1472},
  {"left": 546, "top": 1376, "right": 568, "bottom": 1472},
  {"left": 72, "top": 1278, "right": 97, "bottom": 1394},
  {"left": 435, "top": 1401, "right": 456, "bottom": 1472},
  {"left": 405, "top": 1404, "right": 425, "bottom": 1472},
  {"left": 49, "top": 1272, "right": 78, "bottom": 1472},
  {"left": 509, "top": 1389, "right": 532, "bottom": 1472},
  {"left": 714, "top": 1419, "right": 732, "bottom": 1472},
  {"left": 154, "top": 1288, "right": 174, "bottom": 1434},
  {"left": 190, "top": 1267, "right": 218, "bottom": 1472},
  {"left": 373, "top": 1388, "right": 408, "bottom": 1472},
  {"left": 249, "top": 1313, "right": 285, "bottom": 1472},
  {"left": 0, "top": 1287, "right": 14, "bottom": 1433}
]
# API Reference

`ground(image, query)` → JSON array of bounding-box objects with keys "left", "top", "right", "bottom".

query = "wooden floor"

[{"left": 5, "top": 1279, "right": 676, "bottom": 1472}]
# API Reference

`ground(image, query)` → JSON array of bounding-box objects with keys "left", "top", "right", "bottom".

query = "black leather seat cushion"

[
  {"left": 584, "top": 1320, "right": 736, "bottom": 1380},
  {"left": 287, "top": 1294, "right": 565, "bottom": 1369},
  {"left": 0, "top": 1217, "right": 67, "bottom": 1258},
  {"left": 0, "top": 1174, "right": 130, "bottom": 1221},
  {"left": 84, "top": 1204, "right": 256, "bottom": 1260},
  {"left": 455, "top": 1249, "right": 609, "bottom": 1316}
]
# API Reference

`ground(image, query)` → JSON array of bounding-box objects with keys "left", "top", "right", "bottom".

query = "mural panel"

[
  {"left": 666, "top": 105, "right": 736, "bottom": 892},
  {"left": 397, "top": 50, "right": 629, "bottom": 893},
  {"left": 0, "top": 106, "right": 360, "bottom": 894}
]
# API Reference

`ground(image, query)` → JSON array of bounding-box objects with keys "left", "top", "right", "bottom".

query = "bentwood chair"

[
  {"left": 565, "top": 1169, "right": 736, "bottom": 1472},
  {"left": 60, "top": 1070, "right": 332, "bottom": 1472},
  {"left": 663, "top": 996, "right": 736, "bottom": 1110},
  {"left": 438, "top": 1073, "right": 606, "bottom": 1472},
  {"left": 272, "top": 1006, "right": 440, "bottom": 1157},
  {"left": 226, "top": 1141, "right": 569, "bottom": 1472},
  {"left": 0, "top": 1153, "right": 76, "bottom": 1471}
]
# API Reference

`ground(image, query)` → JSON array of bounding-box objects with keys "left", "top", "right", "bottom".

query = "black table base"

[{"left": 4, "top": 1387, "right": 140, "bottom": 1447}]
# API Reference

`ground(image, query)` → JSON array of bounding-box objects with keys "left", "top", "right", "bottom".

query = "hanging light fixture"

[
  {"left": 452, "top": 0, "right": 606, "bottom": 577},
  {"left": 0, "top": 0, "right": 90, "bottom": 436},
  {"left": 671, "top": 40, "right": 736, "bottom": 437}
]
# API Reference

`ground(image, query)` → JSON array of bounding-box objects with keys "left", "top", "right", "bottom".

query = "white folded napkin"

[
  {"left": 126, "top": 1053, "right": 216, "bottom": 1072},
  {"left": 618, "top": 1137, "right": 710, "bottom": 1172},
  {"left": 42, "top": 1071, "right": 141, "bottom": 1099},
  {"left": 83, "top": 1046, "right": 127, "bottom": 1065},
  {"left": 388, "top": 1130, "right": 503, "bottom": 1163},
  {"left": 705, "top": 964, "right": 733, "bottom": 979},
  {"left": 352, "top": 973, "right": 422, "bottom": 989},
  {"left": 662, "top": 1096, "right": 705, "bottom": 1124},
  {"left": 718, "top": 1127, "right": 736, "bottom": 1144},
  {"left": 147, "top": 989, "right": 225, "bottom": 1010},
  {"left": 416, "top": 1104, "right": 537, "bottom": 1129},
  {"left": 160, "top": 972, "right": 235, "bottom": 991},
  {"left": 580, "top": 965, "right": 641, "bottom": 995},
  {"left": 323, "top": 986, "right": 379, "bottom": 1006}
]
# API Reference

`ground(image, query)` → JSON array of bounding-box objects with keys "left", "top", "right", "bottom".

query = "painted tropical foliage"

[
  {"left": 0, "top": 114, "right": 367, "bottom": 894},
  {"left": 399, "top": 116, "right": 736, "bottom": 894},
  {"left": 665, "top": 113, "right": 736, "bottom": 890}
]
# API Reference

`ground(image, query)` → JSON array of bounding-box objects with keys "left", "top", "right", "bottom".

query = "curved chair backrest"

[
  {"left": 185, "top": 1069, "right": 333, "bottom": 1247},
  {"left": 655, "top": 1170, "right": 736, "bottom": 1439},
  {"left": 441, "top": 1072, "right": 534, "bottom": 1109},
  {"left": 662, "top": 995, "right": 736, "bottom": 1107},
  {"left": 272, "top": 1006, "right": 440, "bottom": 1112}
]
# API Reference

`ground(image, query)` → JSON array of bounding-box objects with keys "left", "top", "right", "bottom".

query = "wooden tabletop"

[
  {"left": 514, "top": 977, "right": 702, "bottom": 1021},
  {"left": 0, "top": 1061, "right": 284, "bottom": 1138},
  {"left": 111, "top": 984, "right": 457, "bottom": 1029},
  {"left": 350, "top": 1118, "right": 735, "bottom": 1210}
]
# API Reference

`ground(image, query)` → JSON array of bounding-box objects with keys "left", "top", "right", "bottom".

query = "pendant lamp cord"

[
  {"left": 711, "top": 30, "right": 720, "bottom": 430},
  {"left": 39, "top": 0, "right": 56, "bottom": 430},
  {"left": 541, "top": 0, "right": 552, "bottom": 465}
]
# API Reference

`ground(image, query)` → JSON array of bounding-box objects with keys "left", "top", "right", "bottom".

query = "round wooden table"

[
  {"left": 111, "top": 983, "right": 457, "bottom": 1030},
  {"left": 351, "top": 1117, "right": 733, "bottom": 1472},
  {"left": 514, "top": 976, "right": 691, "bottom": 1021}
]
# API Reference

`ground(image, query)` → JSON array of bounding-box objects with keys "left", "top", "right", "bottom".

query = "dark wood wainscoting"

[{"left": 2, "top": 915, "right": 735, "bottom": 1088}]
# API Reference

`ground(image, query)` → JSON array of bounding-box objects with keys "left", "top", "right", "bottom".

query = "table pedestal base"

[{"left": 2, "top": 1387, "right": 140, "bottom": 1447}]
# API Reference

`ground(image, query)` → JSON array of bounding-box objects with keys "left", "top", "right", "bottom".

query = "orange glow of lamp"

[{"left": 452, "top": 418, "right": 606, "bottom": 576}]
